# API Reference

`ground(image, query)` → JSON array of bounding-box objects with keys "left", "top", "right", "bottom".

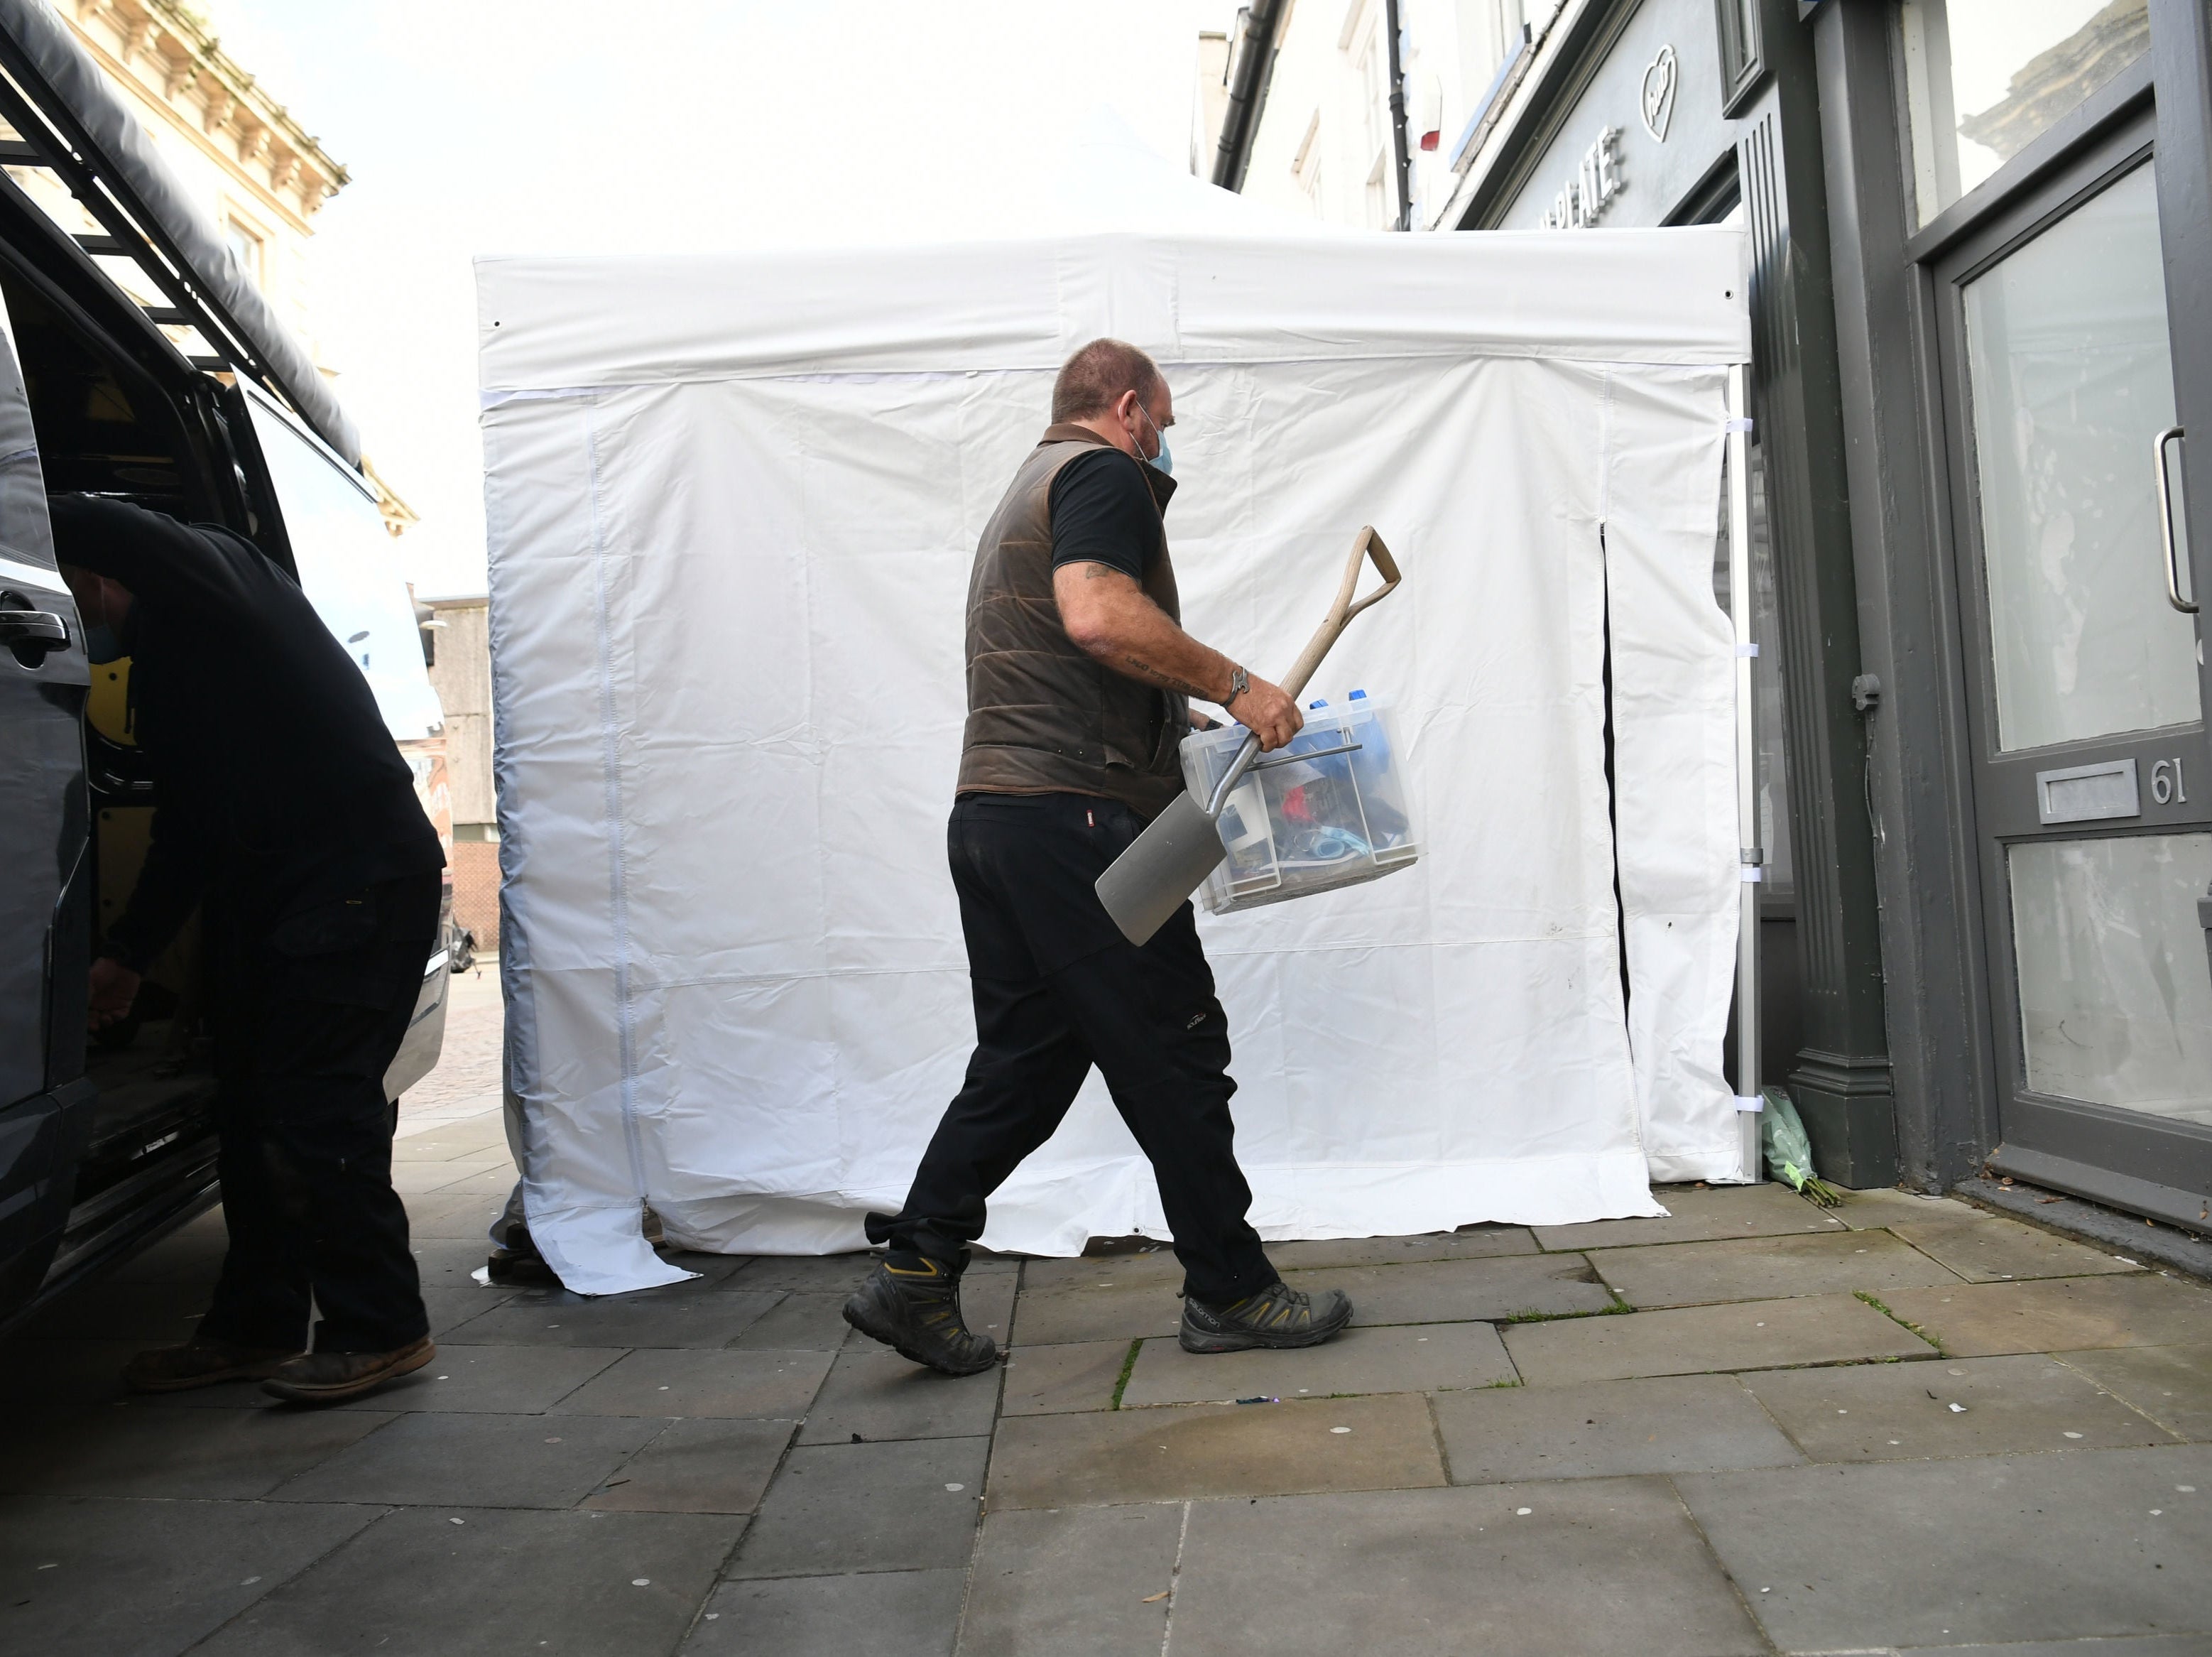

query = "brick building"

[{"left": 423, "top": 594, "right": 498, "bottom": 952}]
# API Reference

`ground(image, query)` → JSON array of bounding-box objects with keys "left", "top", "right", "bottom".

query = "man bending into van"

[
  {"left": 844, "top": 339, "right": 1353, "bottom": 1374},
  {"left": 54, "top": 494, "right": 445, "bottom": 1406}
]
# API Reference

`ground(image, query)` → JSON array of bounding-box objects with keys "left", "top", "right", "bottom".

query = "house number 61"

[{"left": 2151, "top": 756, "right": 2189, "bottom": 805}]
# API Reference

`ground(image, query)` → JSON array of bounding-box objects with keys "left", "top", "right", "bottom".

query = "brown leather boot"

[
  {"left": 124, "top": 1337, "right": 303, "bottom": 1393},
  {"left": 261, "top": 1336, "right": 435, "bottom": 1405}
]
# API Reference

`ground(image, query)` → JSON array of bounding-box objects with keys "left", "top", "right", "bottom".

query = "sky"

[{"left": 207, "top": 1, "right": 1238, "bottom": 597}]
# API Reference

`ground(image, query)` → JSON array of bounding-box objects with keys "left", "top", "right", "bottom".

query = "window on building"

[
  {"left": 1715, "top": 0, "right": 1765, "bottom": 113},
  {"left": 1353, "top": 14, "right": 1391, "bottom": 229},
  {"left": 224, "top": 217, "right": 264, "bottom": 287},
  {"left": 1292, "top": 111, "right": 1326, "bottom": 217},
  {"left": 1899, "top": 0, "right": 2149, "bottom": 226}
]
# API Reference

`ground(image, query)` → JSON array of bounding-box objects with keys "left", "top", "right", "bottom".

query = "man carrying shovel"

[{"left": 845, "top": 338, "right": 1354, "bottom": 1374}]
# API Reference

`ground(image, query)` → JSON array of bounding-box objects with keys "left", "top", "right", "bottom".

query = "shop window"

[
  {"left": 1898, "top": 0, "right": 2149, "bottom": 226},
  {"left": 1716, "top": 0, "right": 1765, "bottom": 115}
]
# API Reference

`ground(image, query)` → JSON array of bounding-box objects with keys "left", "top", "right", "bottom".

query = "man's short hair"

[{"left": 1051, "top": 338, "right": 1163, "bottom": 423}]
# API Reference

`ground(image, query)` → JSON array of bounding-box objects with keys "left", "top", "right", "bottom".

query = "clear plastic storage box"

[{"left": 1179, "top": 690, "right": 1420, "bottom": 916}]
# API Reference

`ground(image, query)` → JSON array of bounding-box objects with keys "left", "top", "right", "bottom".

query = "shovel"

[{"left": 1096, "top": 526, "right": 1402, "bottom": 945}]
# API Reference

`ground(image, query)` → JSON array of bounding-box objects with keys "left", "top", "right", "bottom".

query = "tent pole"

[{"left": 1727, "top": 364, "right": 1764, "bottom": 1181}]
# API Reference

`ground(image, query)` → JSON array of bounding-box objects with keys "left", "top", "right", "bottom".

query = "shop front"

[{"left": 1450, "top": 0, "right": 2212, "bottom": 1224}]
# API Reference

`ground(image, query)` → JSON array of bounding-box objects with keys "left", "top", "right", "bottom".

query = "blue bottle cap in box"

[
  {"left": 1309, "top": 698, "right": 1327, "bottom": 709},
  {"left": 1348, "top": 688, "right": 1367, "bottom": 700}
]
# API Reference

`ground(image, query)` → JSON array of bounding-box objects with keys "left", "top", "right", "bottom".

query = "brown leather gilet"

[{"left": 957, "top": 425, "right": 1189, "bottom": 816}]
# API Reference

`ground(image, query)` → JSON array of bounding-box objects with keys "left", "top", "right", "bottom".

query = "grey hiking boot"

[
  {"left": 843, "top": 1259, "right": 999, "bottom": 1376},
  {"left": 1179, "top": 1279, "right": 1353, "bottom": 1354}
]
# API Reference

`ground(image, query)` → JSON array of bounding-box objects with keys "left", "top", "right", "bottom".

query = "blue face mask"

[{"left": 1135, "top": 403, "right": 1174, "bottom": 477}]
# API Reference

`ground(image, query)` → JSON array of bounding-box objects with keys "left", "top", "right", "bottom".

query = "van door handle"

[
  {"left": 0, "top": 608, "right": 70, "bottom": 654},
  {"left": 2155, "top": 425, "right": 2197, "bottom": 614}
]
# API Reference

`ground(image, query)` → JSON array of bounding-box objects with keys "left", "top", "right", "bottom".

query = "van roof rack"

[{"left": 0, "top": 0, "right": 361, "bottom": 466}]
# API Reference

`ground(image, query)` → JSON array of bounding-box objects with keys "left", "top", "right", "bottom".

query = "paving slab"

[
  {"left": 190, "top": 1506, "right": 742, "bottom": 1656},
  {"left": 270, "top": 1410, "right": 662, "bottom": 1508},
  {"left": 687, "top": 1568, "right": 966, "bottom": 1657},
  {"left": 1168, "top": 1478, "right": 1766, "bottom": 1657},
  {"left": 797, "top": 1345, "right": 1003, "bottom": 1443},
  {"left": 1266, "top": 1227, "right": 1541, "bottom": 1271},
  {"left": 961, "top": 1268, "right": 1018, "bottom": 1342},
  {"left": 1744, "top": 1352, "right": 2179, "bottom": 1462},
  {"left": 2059, "top": 1344, "right": 2212, "bottom": 1441},
  {"left": 730, "top": 1292, "right": 856, "bottom": 1351},
  {"left": 1008, "top": 1283, "right": 1181, "bottom": 1346},
  {"left": 1019, "top": 1250, "right": 1183, "bottom": 1291},
  {"left": 998, "top": 1339, "right": 1129, "bottom": 1416},
  {"left": 391, "top": 1131, "right": 506, "bottom": 1161},
  {"left": 1121, "top": 1320, "right": 1513, "bottom": 1408},
  {"left": 986, "top": 1392, "right": 1445, "bottom": 1509},
  {"left": 550, "top": 1346, "right": 834, "bottom": 1418},
  {"left": 653, "top": 1250, "right": 757, "bottom": 1288},
  {"left": 726, "top": 1434, "right": 988, "bottom": 1578},
  {"left": 1884, "top": 1273, "right": 2212, "bottom": 1357},
  {"left": 329, "top": 1341, "right": 625, "bottom": 1413},
  {"left": 389, "top": 1158, "right": 489, "bottom": 1194},
  {"left": 1532, "top": 1183, "right": 1846, "bottom": 1251},
  {"left": 2, "top": 1402, "right": 391, "bottom": 1500},
  {"left": 420, "top": 1165, "right": 518, "bottom": 1197},
  {"left": 1824, "top": 1185, "right": 1985, "bottom": 1230},
  {"left": 1282, "top": 1252, "right": 1616, "bottom": 1325},
  {"left": 1892, "top": 1212, "right": 2149, "bottom": 1282},
  {"left": 0, "top": 1493, "right": 378, "bottom": 1657},
  {"left": 1433, "top": 1373, "right": 1804, "bottom": 1483},
  {"left": 1589, "top": 1228, "right": 1965, "bottom": 1308},
  {"left": 407, "top": 1236, "right": 508, "bottom": 1290},
  {"left": 440, "top": 1286, "right": 783, "bottom": 1348},
  {"left": 584, "top": 1417, "right": 797, "bottom": 1514},
  {"left": 399, "top": 1191, "right": 506, "bottom": 1240},
  {"left": 1501, "top": 1293, "right": 1934, "bottom": 1384},
  {"left": 1677, "top": 1445, "right": 2212, "bottom": 1651},
  {"left": 724, "top": 1252, "right": 884, "bottom": 1293},
  {"left": 422, "top": 1285, "right": 523, "bottom": 1338},
  {"left": 957, "top": 1503, "right": 1182, "bottom": 1657}
]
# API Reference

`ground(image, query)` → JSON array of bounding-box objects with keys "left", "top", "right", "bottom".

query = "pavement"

[{"left": 4, "top": 963, "right": 2211, "bottom": 1655}]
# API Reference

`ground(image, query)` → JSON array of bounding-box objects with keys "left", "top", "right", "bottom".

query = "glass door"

[{"left": 1930, "top": 44, "right": 2212, "bottom": 1222}]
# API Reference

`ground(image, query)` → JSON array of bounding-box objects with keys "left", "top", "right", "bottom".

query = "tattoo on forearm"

[{"left": 1118, "top": 655, "right": 1211, "bottom": 698}]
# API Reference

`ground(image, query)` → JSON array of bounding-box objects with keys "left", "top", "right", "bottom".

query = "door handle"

[
  {"left": 2154, "top": 425, "right": 2197, "bottom": 614},
  {"left": 0, "top": 608, "right": 70, "bottom": 656}
]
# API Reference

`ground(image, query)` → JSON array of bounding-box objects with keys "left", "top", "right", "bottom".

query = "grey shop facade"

[{"left": 1445, "top": 0, "right": 2212, "bottom": 1227}]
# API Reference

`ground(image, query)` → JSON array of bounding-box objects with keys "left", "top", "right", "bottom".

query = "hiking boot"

[
  {"left": 124, "top": 1337, "right": 301, "bottom": 1393},
  {"left": 261, "top": 1336, "right": 436, "bottom": 1406},
  {"left": 1179, "top": 1279, "right": 1353, "bottom": 1354},
  {"left": 842, "top": 1260, "right": 998, "bottom": 1376}
]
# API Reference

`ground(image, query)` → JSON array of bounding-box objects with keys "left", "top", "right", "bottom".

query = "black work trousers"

[
  {"left": 197, "top": 870, "right": 438, "bottom": 1355},
  {"left": 868, "top": 792, "right": 1275, "bottom": 1306}
]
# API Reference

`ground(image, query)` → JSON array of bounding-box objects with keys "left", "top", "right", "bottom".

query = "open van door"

[{"left": 219, "top": 377, "right": 454, "bottom": 1099}]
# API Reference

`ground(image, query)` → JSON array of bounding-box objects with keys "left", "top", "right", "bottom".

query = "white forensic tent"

[{"left": 477, "top": 212, "right": 1753, "bottom": 1295}]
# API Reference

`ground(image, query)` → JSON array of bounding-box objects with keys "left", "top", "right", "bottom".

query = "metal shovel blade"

[{"left": 1096, "top": 788, "right": 1228, "bottom": 946}]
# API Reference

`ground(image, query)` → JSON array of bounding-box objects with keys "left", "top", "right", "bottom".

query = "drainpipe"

[
  {"left": 1211, "top": 0, "right": 1286, "bottom": 192},
  {"left": 1384, "top": 0, "right": 1413, "bottom": 229}
]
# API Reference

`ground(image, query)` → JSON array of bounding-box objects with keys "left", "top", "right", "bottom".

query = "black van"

[{"left": 0, "top": 3, "right": 450, "bottom": 1326}]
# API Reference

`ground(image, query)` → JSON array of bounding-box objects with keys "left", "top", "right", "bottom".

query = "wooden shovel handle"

[{"left": 1278, "top": 527, "right": 1401, "bottom": 698}]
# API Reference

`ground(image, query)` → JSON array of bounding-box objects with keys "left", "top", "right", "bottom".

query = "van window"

[{"left": 243, "top": 392, "right": 441, "bottom": 741}]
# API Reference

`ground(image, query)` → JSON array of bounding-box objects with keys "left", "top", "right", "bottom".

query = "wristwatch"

[{"left": 1224, "top": 663, "right": 1250, "bottom": 707}]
